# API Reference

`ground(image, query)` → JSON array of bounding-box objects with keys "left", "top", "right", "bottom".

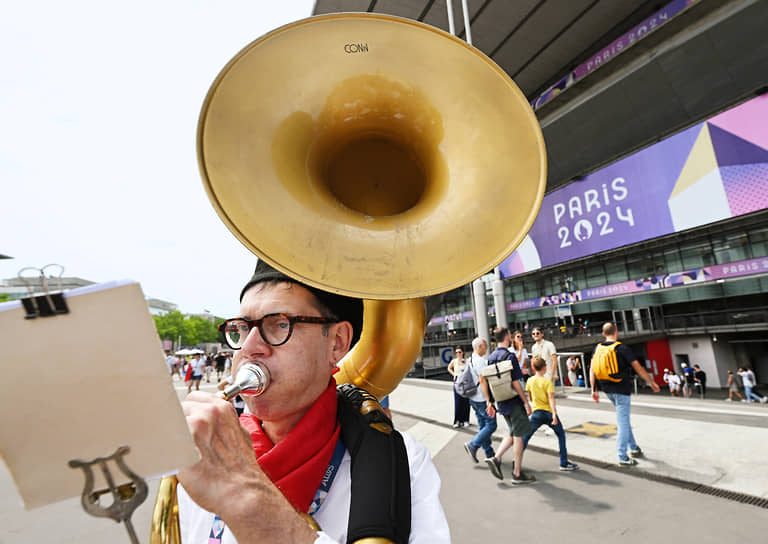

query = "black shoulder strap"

[{"left": 336, "top": 384, "right": 411, "bottom": 544}]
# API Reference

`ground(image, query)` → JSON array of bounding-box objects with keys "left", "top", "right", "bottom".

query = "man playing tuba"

[{"left": 175, "top": 261, "right": 450, "bottom": 543}]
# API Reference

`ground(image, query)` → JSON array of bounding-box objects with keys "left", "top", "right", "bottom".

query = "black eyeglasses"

[{"left": 218, "top": 313, "right": 338, "bottom": 349}]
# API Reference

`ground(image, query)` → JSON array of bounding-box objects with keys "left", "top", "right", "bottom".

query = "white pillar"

[
  {"left": 492, "top": 279, "right": 507, "bottom": 329},
  {"left": 472, "top": 278, "right": 489, "bottom": 345}
]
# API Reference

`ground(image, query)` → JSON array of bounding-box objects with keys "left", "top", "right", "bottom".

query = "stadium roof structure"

[{"left": 313, "top": 0, "right": 768, "bottom": 192}]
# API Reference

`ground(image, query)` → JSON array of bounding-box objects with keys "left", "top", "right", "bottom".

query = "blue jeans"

[
  {"left": 523, "top": 410, "right": 569, "bottom": 466},
  {"left": 744, "top": 385, "right": 762, "bottom": 402},
  {"left": 606, "top": 392, "right": 637, "bottom": 462},
  {"left": 469, "top": 400, "right": 496, "bottom": 458}
]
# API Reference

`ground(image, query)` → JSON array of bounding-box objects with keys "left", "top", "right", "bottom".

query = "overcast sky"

[{"left": 1, "top": 1, "right": 316, "bottom": 317}]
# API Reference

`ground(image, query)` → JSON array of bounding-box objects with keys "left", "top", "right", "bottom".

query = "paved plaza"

[{"left": 1, "top": 376, "right": 766, "bottom": 543}]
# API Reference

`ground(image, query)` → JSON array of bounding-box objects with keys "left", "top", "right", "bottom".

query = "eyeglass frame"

[{"left": 217, "top": 313, "right": 339, "bottom": 349}]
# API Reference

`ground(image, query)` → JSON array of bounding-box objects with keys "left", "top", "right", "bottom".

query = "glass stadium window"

[
  {"left": 586, "top": 264, "right": 606, "bottom": 288},
  {"left": 748, "top": 227, "right": 768, "bottom": 259},
  {"left": 605, "top": 260, "right": 629, "bottom": 283},
  {"left": 679, "top": 240, "right": 713, "bottom": 269},
  {"left": 664, "top": 247, "right": 683, "bottom": 273},
  {"left": 712, "top": 232, "right": 749, "bottom": 264}
]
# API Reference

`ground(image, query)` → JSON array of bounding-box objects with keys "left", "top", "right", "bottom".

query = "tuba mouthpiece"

[{"left": 219, "top": 363, "right": 271, "bottom": 401}]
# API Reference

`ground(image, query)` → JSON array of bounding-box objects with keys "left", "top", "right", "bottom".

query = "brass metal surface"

[{"left": 198, "top": 13, "right": 546, "bottom": 299}]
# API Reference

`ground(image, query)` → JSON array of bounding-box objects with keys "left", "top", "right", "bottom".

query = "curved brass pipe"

[{"left": 334, "top": 299, "right": 426, "bottom": 400}]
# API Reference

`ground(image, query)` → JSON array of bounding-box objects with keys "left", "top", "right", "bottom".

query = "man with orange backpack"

[{"left": 590, "top": 322, "right": 660, "bottom": 466}]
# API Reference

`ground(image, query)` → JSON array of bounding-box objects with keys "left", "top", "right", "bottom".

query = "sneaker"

[
  {"left": 485, "top": 457, "right": 503, "bottom": 480},
  {"left": 725, "top": 398, "right": 732, "bottom": 402},
  {"left": 741, "top": 399, "right": 747, "bottom": 403},
  {"left": 452, "top": 423, "right": 460, "bottom": 428},
  {"left": 559, "top": 462, "right": 579, "bottom": 471},
  {"left": 509, "top": 471, "right": 536, "bottom": 485},
  {"left": 618, "top": 458, "right": 638, "bottom": 467},
  {"left": 761, "top": 397, "right": 768, "bottom": 404},
  {"left": 628, "top": 447, "right": 643, "bottom": 458},
  {"left": 463, "top": 442, "right": 478, "bottom": 464}
]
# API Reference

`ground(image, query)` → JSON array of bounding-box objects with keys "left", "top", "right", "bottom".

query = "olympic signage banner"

[
  {"left": 532, "top": 0, "right": 697, "bottom": 110},
  {"left": 499, "top": 95, "right": 768, "bottom": 279},
  {"left": 428, "top": 255, "right": 768, "bottom": 325}
]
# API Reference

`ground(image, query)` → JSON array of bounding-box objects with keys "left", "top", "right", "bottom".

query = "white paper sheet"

[{"left": 0, "top": 280, "right": 199, "bottom": 509}]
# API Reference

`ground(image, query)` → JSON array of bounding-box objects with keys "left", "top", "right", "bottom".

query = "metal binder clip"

[
  {"left": 68, "top": 445, "right": 149, "bottom": 544},
  {"left": 17, "top": 264, "right": 69, "bottom": 319}
]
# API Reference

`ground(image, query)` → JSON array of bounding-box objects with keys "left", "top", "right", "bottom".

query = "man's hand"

[
  {"left": 552, "top": 414, "right": 559, "bottom": 426},
  {"left": 523, "top": 401, "right": 532, "bottom": 416},
  {"left": 177, "top": 392, "right": 264, "bottom": 514},
  {"left": 649, "top": 381, "right": 661, "bottom": 393},
  {"left": 591, "top": 390, "right": 600, "bottom": 403},
  {"left": 177, "top": 392, "right": 316, "bottom": 543},
  {"left": 485, "top": 402, "right": 496, "bottom": 417}
]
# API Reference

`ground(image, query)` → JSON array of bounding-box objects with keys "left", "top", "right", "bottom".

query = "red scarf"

[{"left": 239, "top": 381, "right": 340, "bottom": 513}]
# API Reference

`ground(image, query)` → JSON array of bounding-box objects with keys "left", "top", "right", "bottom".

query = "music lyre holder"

[
  {"left": 17, "top": 264, "right": 69, "bottom": 319},
  {"left": 68, "top": 446, "right": 149, "bottom": 544}
]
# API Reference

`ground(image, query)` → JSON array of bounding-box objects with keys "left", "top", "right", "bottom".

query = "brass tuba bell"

[{"left": 152, "top": 12, "right": 546, "bottom": 543}]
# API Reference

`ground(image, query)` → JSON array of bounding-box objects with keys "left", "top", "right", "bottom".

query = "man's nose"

[{"left": 240, "top": 324, "right": 272, "bottom": 354}]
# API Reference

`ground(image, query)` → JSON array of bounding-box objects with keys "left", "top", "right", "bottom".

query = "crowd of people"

[
  {"left": 164, "top": 350, "right": 234, "bottom": 393},
  {"left": 660, "top": 363, "right": 765, "bottom": 402},
  {"left": 451, "top": 321, "right": 767, "bottom": 484},
  {"left": 455, "top": 326, "right": 582, "bottom": 485}
]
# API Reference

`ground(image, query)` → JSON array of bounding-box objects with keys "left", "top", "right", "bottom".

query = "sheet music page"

[{"left": 0, "top": 280, "right": 199, "bottom": 508}]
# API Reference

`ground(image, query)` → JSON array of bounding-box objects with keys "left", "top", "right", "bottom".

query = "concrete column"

[
  {"left": 472, "top": 278, "right": 489, "bottom": 346},
  {"left": 492, "top": 278, "right": 508, "bottom": 329}
]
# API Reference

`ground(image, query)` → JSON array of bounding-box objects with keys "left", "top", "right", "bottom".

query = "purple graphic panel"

[{"left": 499, "top": 95, "right": 768, "bottom": 279}]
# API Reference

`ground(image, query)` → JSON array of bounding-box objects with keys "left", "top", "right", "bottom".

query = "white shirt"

[
  {"left": 531, "top": 339, "right": 556, "bottom": 376},
  {"left": 467, "top": 352, "right": 489, "bottom": 403},
  {"left": 739, "top": 370, "right": 756, "bottom": 388},
  {"left": 177, "top": 431, "right": 450, "bottom": 543},
  {"left": 189, "top": 358, "right": 205, "bottom": 376},
  {"left": 508, "top": 347, "right": 529, "bottom": 374}
]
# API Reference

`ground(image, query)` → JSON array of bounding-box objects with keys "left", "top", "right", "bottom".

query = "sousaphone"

[{"left": 152, "top": 12, "right": 546, "bottom": 543}]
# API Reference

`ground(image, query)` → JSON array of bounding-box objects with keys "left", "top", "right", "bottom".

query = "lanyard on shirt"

[
  {"left": 207, "top": 437, "right": 346, "bottom": 540},
  {"left": 208, "top": 515, "right": 226, "bottom": 543},
  {"left": 308, "top": 437, "right": 346, "bottom": 516}
]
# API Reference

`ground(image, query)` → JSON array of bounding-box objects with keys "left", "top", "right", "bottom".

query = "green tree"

[{"left": 153, "top": 311, "right": 224, "bottom": 346}]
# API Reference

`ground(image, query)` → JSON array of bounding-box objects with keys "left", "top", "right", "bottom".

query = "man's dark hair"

[
  {"left": 493, "top": 327, "right": 509, "bottom": 343},
  {"left": 241, "top": 260, "right": 364, "bottom": 347}
]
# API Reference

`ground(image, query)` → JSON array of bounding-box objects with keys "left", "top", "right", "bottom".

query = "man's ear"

[{"left": 330, "top": 321, "right": 354, "bottom": 364}]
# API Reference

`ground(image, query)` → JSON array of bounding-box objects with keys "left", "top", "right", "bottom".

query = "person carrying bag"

[{"left": 481, "top": 358, "right": 519, "bottom": 401}]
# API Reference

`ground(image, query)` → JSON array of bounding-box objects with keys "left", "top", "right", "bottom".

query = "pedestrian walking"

[
  {"left": 523, "top": 356, "right": 579, "bottom": 472},
  {"left": 590, "top": 322, "right": 660, "bottom": 466},
  {"left": 463, "top": 337, "right": 497, "bottom": 464}
]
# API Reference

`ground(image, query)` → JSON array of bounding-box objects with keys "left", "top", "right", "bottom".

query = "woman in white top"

[
  {"left": 509, "top": 330, "right": 529, "bottom": 381},
  {"left": 447, "top": 347, "right": 470, "bottom": 427}
]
